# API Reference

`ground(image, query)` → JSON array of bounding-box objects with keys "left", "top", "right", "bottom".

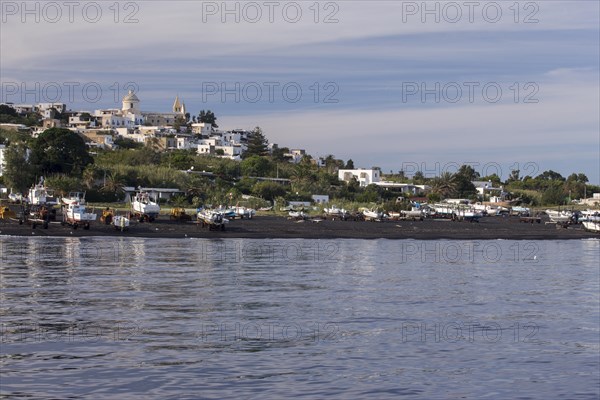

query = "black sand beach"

[{"left": 1, "top": 213, "right": 597, "bottom": 240}]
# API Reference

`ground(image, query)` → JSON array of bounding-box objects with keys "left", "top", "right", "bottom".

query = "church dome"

[{"left": 123, "top": 90, "right": 140, "bottom": 102}]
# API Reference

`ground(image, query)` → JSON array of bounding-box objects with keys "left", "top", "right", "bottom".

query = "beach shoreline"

[{"left": 1, "top": 215, "right": 597, "bottom": 240}]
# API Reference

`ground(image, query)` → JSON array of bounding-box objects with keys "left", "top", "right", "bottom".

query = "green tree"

[
  {"left": 244, "top": 127, "right": 268, "bottom": 158},
  {"left": 0, "top": 105, "right": 18, "bottom": 117},
  {"left": 3, "top": 143, "right": 35, "bottom": 192},
  {"left": 241, "top": 155, "right": 273, "bottom": 177},
  {"left": 537, "top": 170, "right": 565, "bottom": 181},
  {"left": 102, "top": 172, "right": 126, "bottom": 197},
  {"left": 45, "top": 174, "right": 81, "bottom": 197},
  {"left": 507, "top": 169, "right": 520, "bottom": 183},
  {"left": 345, "top": 159, "right": 355, "bottom": 169},
  {"left": 412, "top": 171, "right": 426, "bottom": 184},
  {"left": 82, "top": 165, "right": 100, "bottom": 189},
  {"left": 457, "top": 165, "right": 480, "bottom": 181},
  {"left": 29, "top": 128, "right": 93, "bottom": 176},
  {"left": 271, "top": 146, "right": 290, "bottom": 162},
  {"left": 431, "top": 172, "right": 457, "bottom": 198},
  {"left": 252, "top": 181, "right": 287, "bottom": 201},
  {"left": 198, "top": 110, "right": 218, "bottom": 128},
  {"left": 541, "top": 183, "right": 566, "bottom": 205}
]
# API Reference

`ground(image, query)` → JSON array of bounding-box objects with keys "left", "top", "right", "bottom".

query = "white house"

[
  {"left": 191, "top": 122, "right": 213, "bottom": 136},
  {"left": 285, "top": 149, "right": 306, "bottom": 164},
  {"left": 472, "top": 181, "right": 502, "bottom": 196},
  {"left": 312, "top": 194, "right": 329, "bottom": 204},
  {"left": 374, "top": 182, "right": 431, "bottom": 194},
  {"left": 338, "top": 168, "right": 381, "bottom": 187}
]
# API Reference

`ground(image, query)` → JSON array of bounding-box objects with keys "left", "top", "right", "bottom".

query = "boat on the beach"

[
  {"left": 361, "top": 208, "right": 383, "bottom": 221},
  {"left": 27, "top": 181, "right": 59, "bottom": 206},
  {"left": 323, "top": 205, "right": 350, "bottom": 220},
  {"left": 197, "top": 209, "right": 228, "bottom": 230},
  {"left": 61, "top": 192, "right": 87, "bottom": 206},
  {"left": 131, "top": 192, "right": 160, "bottom": 222},
  {"left": 582, "top": 220, "right": 600, "bottom": 233},
  {"left": 112, "top": 215, "right": 130, "bottom": 231},
  {"left": 233, "top": 206, "right": 255, "bottom": 219},
  {"left": 511, "top": 206, "right": 531, "bottom": 216},
  {"left": 62, "top": 202, "right": 97, "bottom": 229},
  {"left": 289, "top": 210, "right": 307, "bottom": 220},
  {"left": 579, "top": 209, "right": 600, "bottom": 221},
  {"left": 8, "top": 191, "right": 25, "bottom": 204},
  {"left": 546, "top": 209, "right": 573, "bottom": 223},
  {"left": 400, "top": 208, "right": 423, "bottom": 220}
]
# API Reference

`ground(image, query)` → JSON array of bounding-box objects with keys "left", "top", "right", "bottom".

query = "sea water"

[{"left": 1, "top": 237, "right": 598, "bottom": 399}]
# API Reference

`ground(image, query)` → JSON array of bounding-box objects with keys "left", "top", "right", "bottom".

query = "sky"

[{"left": 1, "top": 0, "right": 599, "bottom": 183}]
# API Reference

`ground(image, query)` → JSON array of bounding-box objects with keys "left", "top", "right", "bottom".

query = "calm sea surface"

[{"left": 1, "top": 237, "right": 598, "bottom": 399}]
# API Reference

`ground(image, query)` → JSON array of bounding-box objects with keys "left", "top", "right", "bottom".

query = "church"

[{"left": 95, "top": 91, "right": 187, "bottom": 128}]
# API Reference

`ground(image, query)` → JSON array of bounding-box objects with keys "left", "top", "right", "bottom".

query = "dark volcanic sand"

[{"left": 0, "top": 214, "right": 597, "bottom": 240}]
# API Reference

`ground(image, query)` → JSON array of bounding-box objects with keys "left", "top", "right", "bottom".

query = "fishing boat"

[
  {"left": 288, "top": 210, "right": 307, "bottom": 220},
  {"left": 400, "top": 208, "right": 423, "bottom": 220},
  {"left": 582, "top": 220, "right": 600, "bottom": 233},
  {"left": 62, "top": 202, "right": 97, "bottom": 229},
  {"left": 579, "top": 210, "right": 600, "bottom": 221},
  {"left": 361, "top": 208, "right": 383, "bottom": 221},
  {"left": 233, "top": 206, "right": 255, "bottom": 219},
  {"left": 131, "top": 192, "right": 160, "bottom": 222},
  {"left": 197, "top": 209, "right": 228, "bottom": 230},
  {"left": 546, "top": 209, "right": 573, "bottom": 223},
  {"left": 8, "top": 191, "right": 25, "bottom": 204},
  {"left": 61, "top": 192, "right": 86, "bottom": 205},
  {"left": 27, "top": 181, "right": 59, "bottom": 206}
]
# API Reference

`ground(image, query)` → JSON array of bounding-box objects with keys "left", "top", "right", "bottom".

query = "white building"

[
  {"left": 0, "top": 144, "right": 5, "bottom": 176},
  {"left": 374, "top": 182, "right": 431, "bottom": 194},
  {"left": 472, "top": 181, "right": 502, "bottom": 196},
  {"left": 285, "top": 149, "right": 306, "bottom": 164},
  {"left": 338, "top": 168, "right": 381, "bottom": 187},
  {"left": 191, "top": 122, "right": 213, "bottom": 136},
  {"left": 312, "top": 194, "right": 329, "bottom": 204},
  {"left": 37, "top": 103, "right": 66, "bottom": 114}
]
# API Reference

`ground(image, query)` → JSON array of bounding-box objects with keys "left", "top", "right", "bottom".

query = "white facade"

[
  {"left": 0, "top": 144, "right": 5, "bottom": 176},
  {"left": 338, "top": 168, "right": 381, "bottom": 187},
  {"left": 312, "top": 194, "right": 329, "bottom": 204},
  {"left": 191, "top": 122, "right": 213, "bottom": 136},
  {"left": 285, "top": 149, "right": 306, "bottom": 164},
  {"left": 38, "top": 103, "right": 66, "bottom": 113}
]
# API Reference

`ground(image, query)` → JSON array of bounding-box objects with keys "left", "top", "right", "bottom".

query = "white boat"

[
  {"left": 511, "top": 206, "right": 530, "bottom": 216},
  {"left": 112, "top": 215, "right": 130, "bottom": 231},
  {"left": 62, "top": 202, "right": 97, "bottom": 229},
  {"left": 233, "top": 206, "right": 255, "bottom": 219},
  {"left": 61, "top": 191, "right": 86, "bottom": 205},
  {"left": 197, "top": 209, "right": 228, "bottom": 230},
  {"left": 27, "top": 182, "right": 58, "bottom": 206},
  {"left": 433, "top": 204, "right": 455, "bottom": 216},
  {"left": 579, "top": 210, "right": 600, "bottom": 222},
  {"left": 324, "top": 205, "right": 346, "bottom": 216},
  {"left": 453, "top": 209, "right": 483, "bottom": 221},
  {"left": 582, "top": 220, "right": 600, "bottom": 233},
  {"left": 362, "top": 209, "right": 383, "bottom": 221},
  {"left": 546, "top": 209, "right": 573, "bottom": 223},
  {"left": 132, "top": 192, "right": 160, "bottom": 221},
  {"left": 8, "top": 191, "right": 25, "bottom": 203},
  {"left": 288, "top": 210, "right": 307, "bottom": 219},
  {"left": 400, "top": 208, "right": 423, "bottom": 219}
]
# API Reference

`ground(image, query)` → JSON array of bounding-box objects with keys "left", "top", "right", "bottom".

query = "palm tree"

[
  {"left": 82, "top": 165, "right": 99, "bottom": 189},
  {"left": 102, "top": 172, "right": 125, "bottom": 196},
  {"left": 431, "top": 172, "right": 457, "bottom": 199}
]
